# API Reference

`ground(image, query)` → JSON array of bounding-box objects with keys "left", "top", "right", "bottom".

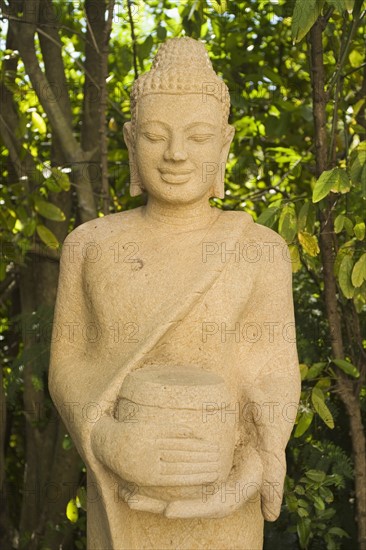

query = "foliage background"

[{"left": 0, "top": 0, "right": 365, "bottom": 549}]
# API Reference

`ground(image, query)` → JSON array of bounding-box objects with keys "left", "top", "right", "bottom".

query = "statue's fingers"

[
  {"left": 160, "top": 450, "right": 219, "bottom": 463},
  {"left": 157, "top": 472, "right": 219, "bottom": 485},
  {"left": 165, "top": 497, "right": 234, "bottom": 519},
  {"left": 158, "top": 439, "right": 217, "bottom": 452},
  {"left": 124, "top": 493, "right": 167, "bottom": 514},
  {"left": 158, "top": 438, "right": 219, "bottom": 452},
  {"left": 160, "top": 461, "right": 218, "bottom": 475}
]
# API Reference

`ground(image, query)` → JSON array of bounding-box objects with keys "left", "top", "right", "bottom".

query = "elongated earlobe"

[
  {"left": 211, "top": 125, "right": 235, "bottom": 199},
  {"left": 124, "top": 122, "right": 144, "bottom": 196}
]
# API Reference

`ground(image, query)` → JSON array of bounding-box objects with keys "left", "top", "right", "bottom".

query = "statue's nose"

[{"left": 164, "top": 135, "right": 188, "bottom": 161}]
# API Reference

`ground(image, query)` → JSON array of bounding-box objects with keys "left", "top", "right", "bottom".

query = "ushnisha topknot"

[{"left": 130, "top": 37, "right": 231, "bottom": 134}]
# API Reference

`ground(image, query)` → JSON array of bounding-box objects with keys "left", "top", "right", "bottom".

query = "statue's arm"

[
  {"left": 245, "top": 236, "right": 301, "bottom": 521},
  {"left": 48, "top": 231, "right": 92, "bottom": 459}
]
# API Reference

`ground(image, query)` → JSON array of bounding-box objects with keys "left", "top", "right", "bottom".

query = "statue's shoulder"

[
  {"left": 64, "top": 208, "right": 143, "bottom": 246},
  {"left": 220, "top": 209, "right": 286, "bottom": 245},
  {"left": 222, "top": 210, "right": 287, "bottom": 242},
  {"left": 220, "top": 210, "right": 289, "bottom": 273},
  {"left": 61, "top": 209, "right": 143, "bottom": 267}
]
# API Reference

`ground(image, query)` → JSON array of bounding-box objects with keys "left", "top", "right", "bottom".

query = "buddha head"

[{"left": 123, "top": 37, "right": 234, "bottom": 202}]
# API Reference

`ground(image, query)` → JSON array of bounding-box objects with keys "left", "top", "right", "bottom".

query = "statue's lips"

[{"left": 159, "top": 170, "right": 193, "bottom": 184}]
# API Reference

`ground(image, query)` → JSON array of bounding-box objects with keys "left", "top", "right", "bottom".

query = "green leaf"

[
  {"left": 327, "top": 0, "right": 348, "bottom": 12},
  {"left": 334, "top": 215, "right": 353, "bottom": 236},
  {"left": 338, "top": 255, "right": 354, "bottom": 299},
  {"left": 279, "top": 204, "right": 297, "bottom": 243},
  {"left": 312, "top": 168, "right": 350, "bottom": 203},
  {"left": 297, "top": 517, "right": 311, "bottom": 548},
  {"left": 313, "top": 495, "right": 325, "bottom": 511},
  {"left": 352, "top": 253, "right": 366, "bottom": 288},
  {"left": 292, "top": 0, "right": 325, "bottom": 43},
  {"left": 23, "top": 218, "right": 37, "bottom": 237},
  {"left": 211, "top": 0, "right": 227, "bottom": 14},
  {"left": 31, "top": 111, "right": 47, "bottom": 134},
  {"left": 350, "top": 143, "right": 366, "bottom": 186},
  {"left": 34, "top": 199, "right": 66, "bottom": 221},
  {"left": 349, "top": 48, "right": 364, "bottom": 68},
  {"left": 297, "top": 507, "right": 309, "bottom": 518},
  {"left": 36, "top": 225, "right": 60, "bottom": 249},
  {"left": 311, "top": 387, "right": 334, "bottom": 429},
  {"left": 307, "top": 362, "right": 327, "bottom": 379},
  {"left": 31, "top": 374, "right": 43, "bottom": 392},
  {"left": 294, "top": 410, "right": 314, "bottom": 437},
  {"left": 333, "top": 358, "right": 360, "bottom": 378},
  {"left": 77, "top": 486, "right": 87, "bottom": 511},
  {"left": 334, "top": 214, "right": 345, "bottom": 233},
  {"left": 298, "top": 202, "right": 316, "bottom": 234},
  {"left": 328, "top": 527, "right": 350, "bottom": 538},
  {"left": 256, "top": 207, "right": 279, "bottom": 228},
  {"left": 299, "top": 363, "right": 308, "bottom": 380},
  {"left": 305, "top": 469, "right": 327, "bottom": 483},
  {"left": 312, "top": 170, "right": 333, "bottom": 203},
  {"left": 51, "top": 167, "right": 71, "bottom": 191},
  {"left": 298, "top": 231, "right": 320, "bottom": 257},
  {"left": 354, "top": 222, "right": 365, "bottom": 240},
  {"left": 66, "top": 498, "right": 78, "bottom": 523},
  {"left": 286, "top": 493, "right": 299, "bottom": 512},
  {"left": 289, "top": 244, "right": 302, "bottom": 272}
]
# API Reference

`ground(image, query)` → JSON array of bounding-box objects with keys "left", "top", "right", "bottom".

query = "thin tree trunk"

[{"left": 310, "top": 19, "right": 366, "bottom": 550}]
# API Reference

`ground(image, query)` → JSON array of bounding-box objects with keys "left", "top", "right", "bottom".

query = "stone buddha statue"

[{"left": 49, "top": 37, "right": 301, "bottom": 550}]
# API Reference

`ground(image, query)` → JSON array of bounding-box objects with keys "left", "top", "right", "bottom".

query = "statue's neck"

[{"left": 143, "top": 197, "right": 219, "bottom": 229}]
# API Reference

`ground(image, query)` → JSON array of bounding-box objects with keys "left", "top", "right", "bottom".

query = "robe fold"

[{"left": 49, "top": 207, "right": 300, "bottom": 549}]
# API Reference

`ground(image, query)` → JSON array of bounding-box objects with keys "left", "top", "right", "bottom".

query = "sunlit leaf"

[
  {"left": 333, "top": 358, "right": 360, "bottom": 378},
  {"left": 279, "top": 204, "right": 297, "bottom": 243},
  {"left": 294, "top": 410, "right": 314, "bottom": 437},
  {"left": 298, "top": 202, "right": 315, "bottom": 234},
  {"left": 292, "top": 0, "right": 325, "bottom": 43},
  {"left": 256, "top": 207, "right": 280, "bottom": 228},
  {"left": 77, "top": 486, "right": 87, "bottom": 511},
  {"left": 311, "top": 387, "right": 334, "bottom": 429},
  {"left": 353, "top": 222, "right": 365, "bottom": 241},
  {"left": 312, "top": 168, "right": 350, "bottom": 203},
  {"left": 349, "top": 142, "right": 366, "bottom": 187},
  {"left": 298, "top": 231, "right": 320, "bottom": 257},
  {"left": 34, "top": 199, "right": 66, "bottom": 221},
  {"left": 351, "top": 253, "right": 366, "bottom": 287},
  {"left": 327, "top": 0, "right": 348, "bottom": 12},
  {"left": 338, "top": 255, "right": 354, "bottom": 298},
  {"left": 289, "top": 244, "right": 302, "bottom": 272},
  {"left": 299, "top": 363, "right": 309, "bottom": 380},
  {"left": 31, "top": 111, "right": 47, "bottom": 134},
  {"left": 307, "top": 362, "right": 327, "bottom": 379},
  {"left": 66, "top": 498, "right": 78, "bottom": 523},
  {"left": 36, "top": 225, "right": 60, "bottom": 249},
  {"left": 50, "top": 167, "right": 71, "bottom": 192}
]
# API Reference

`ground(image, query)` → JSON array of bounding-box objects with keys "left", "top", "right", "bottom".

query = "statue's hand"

[
  {"left": 163, "top": 445, "right": 263, "bottom": 519},
  {"left": 259, "top": 449, "right": 286, "bottom": 521},
  {"left": 91, "top": 417, "right": 220, "bottom": 487}
]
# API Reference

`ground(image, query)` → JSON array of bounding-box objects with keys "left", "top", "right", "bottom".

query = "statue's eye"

[
  {"left": 188, "top": 134, "right": 213, "bottom": 143},
  {"left": 143, "top": 133, "right": 166, "bottom": 142}
]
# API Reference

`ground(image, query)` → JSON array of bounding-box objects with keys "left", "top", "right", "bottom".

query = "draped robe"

[{"left": 49, "top": 207, "right": 300, "bottom": 550}]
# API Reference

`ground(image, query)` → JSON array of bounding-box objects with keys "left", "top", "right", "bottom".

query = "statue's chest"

[
  {"left": 81, "top": 238, "right": 206, "bottom": 320},
  {"left": 81, "top": 234, "right": 255, "bottom": 339}
]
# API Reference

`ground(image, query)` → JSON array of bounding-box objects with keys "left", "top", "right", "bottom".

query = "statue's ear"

[
  {"left": 212, "top": 125, "right": 235, "bottom": 199},
  {"left": 123, "top": 122, "right": 143, "bottom": 197},
  {"left": 123, "top": 122, "right": 133, "bottom": 152}
]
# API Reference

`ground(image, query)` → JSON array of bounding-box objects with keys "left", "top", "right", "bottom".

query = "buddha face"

[{"left": 124, "top": 94, "right": 234, "bottom": 204}]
